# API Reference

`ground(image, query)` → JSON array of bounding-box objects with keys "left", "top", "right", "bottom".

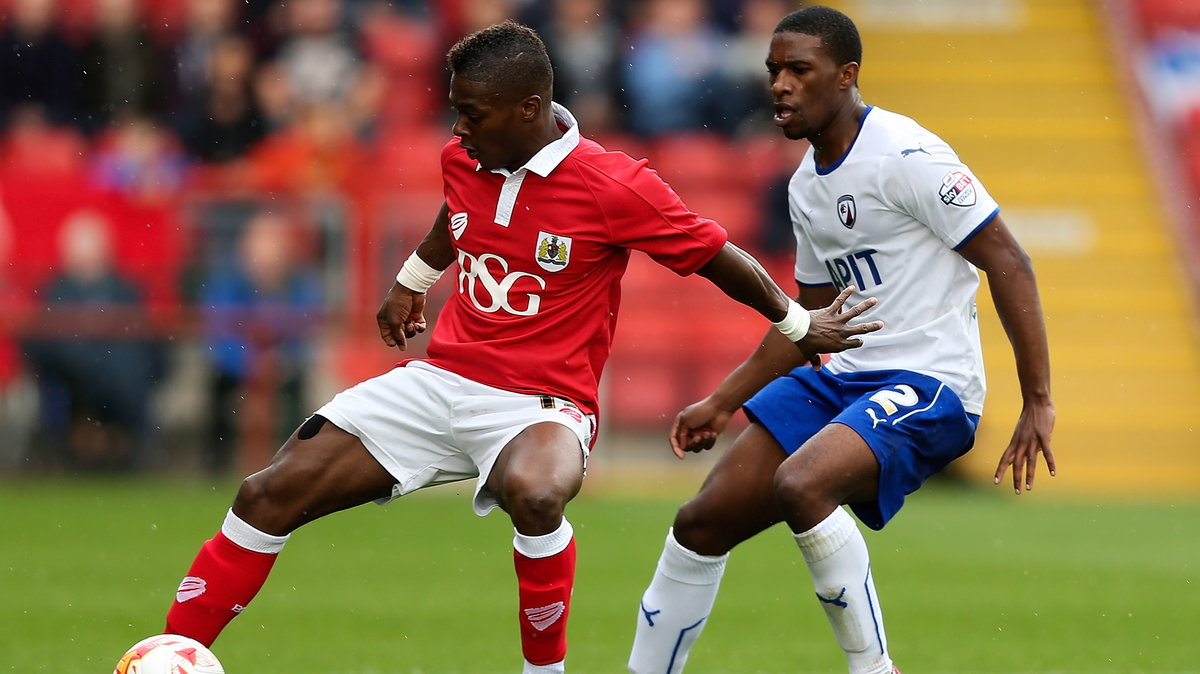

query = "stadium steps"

[{"left": 832, "top": 0, "right": 1200, "bottom": 494}]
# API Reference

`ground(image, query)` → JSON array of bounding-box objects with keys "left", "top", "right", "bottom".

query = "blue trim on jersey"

[
  {"left": 952, "top": 206, "right": 1001, "bottom": 251},
  {"left": 815, "top": 106, "right": 875, "bottom": 176},
  {"left": 795, "top": 279, "right": 836, "bottom": 291}
]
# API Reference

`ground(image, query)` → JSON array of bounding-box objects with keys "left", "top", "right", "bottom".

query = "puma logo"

[
  {"left": 640, "top": 601, "right": 662, "bottom": 627},
  {"left": 816, "top": 587, "right": 848, "bottom": 608},
  {"left": 901, "top": 145, "right": 930, "bottom": 158}
]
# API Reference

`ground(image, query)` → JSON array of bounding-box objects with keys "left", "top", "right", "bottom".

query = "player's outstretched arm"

[
  {"left": 797, "top": 285, "right": 882, "bottom": 363},
  {"left": 957, "top": 215, "right": 1056, "bottom": 494},
  {"left": 377, "top": 203, "right": 455, "bottom": 350},
  {"left": 669, "top": 325, "right": 802, "bottom": 458},
  {"left": 674, "top": 250, "right": 881, "bottom": 459},
  {"left": 695, "top": 242, "right": 883, "bottom": 364}
]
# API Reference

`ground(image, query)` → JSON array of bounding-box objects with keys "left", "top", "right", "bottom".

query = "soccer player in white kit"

[
  {"left": 628, "top": 7, "right": 1055, "bottom": 674},
  {"left": 161, "top": 20, "right": 884, "bottom": 673}
]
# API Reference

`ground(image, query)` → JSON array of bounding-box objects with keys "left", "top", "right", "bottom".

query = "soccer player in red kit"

[{"left": 163, "top": 20, "right": 882, "bottom": 672}]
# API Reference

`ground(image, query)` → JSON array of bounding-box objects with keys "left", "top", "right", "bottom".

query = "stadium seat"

[
  {"left": 0, "top": 174, "right": 182, "bottom": 318},
  {"left": 602, "top": 357, "right": 679, "bottom": 428},
  {"left": 589, "top": 131, "right": 649, "bottom": 163},
  {"left": 677, "top": 188, "right": 760, "bottom": 243},
  {"left": 362, "top": 10, "right": 442, "bottom": 129},
  {"left": 736, "top": 132, "right": 796, "bottom": 186},
  {"left": 649, "top": 132, "right": 743, "bottom": 192},
  {"left": 604, "top": 261, "right": 769, "bottom": 429},
  {"left": 372, "top": 124, "right": 448, "bottom": 193},
  {"left": 0, "top": 123, "right": 88, "bottom": 179},
  {"left": 0, "top": 172, "right": 94, "bottom": 297},
  {"left": 1136, "top": 0, "right": 1200, "bottom": 38},
  {"left": 138, "top": 0, "right": 186, "bottom": 30}
]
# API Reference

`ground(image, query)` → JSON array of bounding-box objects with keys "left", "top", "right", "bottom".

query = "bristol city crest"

[{"left": 535, "top": 231, "right": 571, "bottom": 272}]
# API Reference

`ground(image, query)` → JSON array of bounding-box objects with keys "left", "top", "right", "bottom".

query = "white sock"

[
  {"left": 513, "top": 518, "right": 573, "bottom": 558},
  {"left": 793, "top": 507, "right": 892, "bottom": 674},
  {"left": 523, "top": 660, "right": 564, "bottom": 673},
  {"left": 628, "top": 528, "right": 728, "bottom": 674},
  {"left": 221, "top": 509, "right": 289, "bottom": 554}
]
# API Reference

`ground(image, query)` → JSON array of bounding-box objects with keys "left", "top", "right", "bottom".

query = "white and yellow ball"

[{"left": 113, "top": 634, "right": 224, "bottom": 674}]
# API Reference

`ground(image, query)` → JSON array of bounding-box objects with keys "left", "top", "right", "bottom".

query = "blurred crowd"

[
  {"left": 8, "top": 0, "right": 1192, "bottom": 476},
  {"left": 1135, "top": 0, "right": 1200, "bottom": 192},
  {"left": 0, "top": 0, "right": 806, "bottom": 474},
  {"left": 4, "top": 0, "right": 1189, "bottom": 483},
  {"left": 0, "top": 0, "right": 801, "bottom": 172}
]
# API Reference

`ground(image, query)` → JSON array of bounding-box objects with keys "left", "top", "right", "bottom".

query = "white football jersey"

[{"left": 789, "top": 106, "right": 999, "bottom": 414}]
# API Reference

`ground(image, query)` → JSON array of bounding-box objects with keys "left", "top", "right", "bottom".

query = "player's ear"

[
  {"left": 838, "top": 62, "right": 860, "bottom": 90},
  {"left": 520, "top": 95, "right": 543, "bottom": 123}
]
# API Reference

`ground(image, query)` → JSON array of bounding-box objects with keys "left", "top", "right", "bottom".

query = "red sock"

[
  {"left": 164, "top": 531, "right": 279, "bottom": 647},
  {"left": 514, "top": 538, "right": 576, "bottom": 666}
]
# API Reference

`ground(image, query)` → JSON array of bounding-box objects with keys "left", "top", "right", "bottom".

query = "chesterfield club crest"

[
  {"left": 837, "top": 194, "right": 857, "bottom": 229},
  {"left": 536, "top": 231, "right": 571, "bottom": 272}
]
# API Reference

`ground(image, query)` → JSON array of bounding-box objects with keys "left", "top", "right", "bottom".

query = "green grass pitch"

[{"left": 3, "top": 476, "right": 1196, "bottom": 673}]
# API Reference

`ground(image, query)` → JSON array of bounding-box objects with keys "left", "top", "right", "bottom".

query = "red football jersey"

[{"left": 421, "top": 122, "right": 728, "bottom": 416}]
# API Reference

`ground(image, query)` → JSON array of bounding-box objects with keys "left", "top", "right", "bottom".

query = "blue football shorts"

[{"left": 743, "top": 367, "right": 980, "bottom": 530}]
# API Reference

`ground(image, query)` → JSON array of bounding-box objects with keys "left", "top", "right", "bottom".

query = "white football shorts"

[{"left": 315, "top": 360, "right": 595, "bottom": 515}]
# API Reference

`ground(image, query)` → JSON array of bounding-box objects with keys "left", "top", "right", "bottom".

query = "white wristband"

[
  {"left": 395, "top": 252, "right": 444, "bottom": 293},
  {"left": 773, "top": 301, "right": 811, "bottom": 342}
]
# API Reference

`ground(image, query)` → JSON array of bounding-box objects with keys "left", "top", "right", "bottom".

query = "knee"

[
  {"left": 232, "top": 470, "right": 271, "bottom": 517},
  {"left": 772, "top": 466, "right": 823, "bottom": 516},
  {"left": 503, "top": 477, "right": 569, "bottom": 528},
  {"left": 232, "top": 467, "right": 297, "bottom": 535},
  {"left": 235, "top": 469, "right": 271, "bottom": 509},
  {"left": 671, "top": 498, "right": 727, "bottom": 556},
  {"left": 671, "top": 498, "right": 707, "bottom": 540}
]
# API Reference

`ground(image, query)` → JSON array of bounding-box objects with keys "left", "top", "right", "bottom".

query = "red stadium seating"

[
  {"left": 678, "top": 188, "right": 760, "bottom": 243},
  {"left": 362, "top": 11, "right": 443, "bottom": 130},
  {"left": 0, "top": 4, "right": 807, "bottom": 433},
  {"left": 606, "top": 255, "right": 769, "bottom": 428},
  {"left": 649, "top": 132, "right": 744, "bottom": 192},
  {"left": 1135, "top": 0, "right": 1200, "bottom": 38},
  {"left": 0, "top": 123, "right": 88, "bottom": 179},
  {"left": 0, "top": 174, "right": 182, "bottom": 314},
  {"left": 1186, "top": 106, "right": 1200, "bottom": 191},
  {"left": 373, "top": 124, "right": 448, "bottom": 193}
]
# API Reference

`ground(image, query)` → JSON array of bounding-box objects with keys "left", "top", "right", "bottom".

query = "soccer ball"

[{"left": 113, "top": 634, "right": 225, "bottom": 674}]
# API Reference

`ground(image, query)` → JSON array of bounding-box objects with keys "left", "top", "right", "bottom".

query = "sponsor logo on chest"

[
  {"left": 457, "top": 250, "right": 546, "bottom": 316},
  {"left": 451, "top": 225, "right": 578, "bottom": 315}
]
